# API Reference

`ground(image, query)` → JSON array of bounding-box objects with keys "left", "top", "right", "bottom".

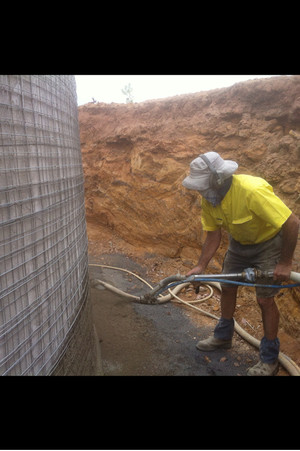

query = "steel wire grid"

[{"left": 0, "top": 75, "right": 89, "bottom": 375}]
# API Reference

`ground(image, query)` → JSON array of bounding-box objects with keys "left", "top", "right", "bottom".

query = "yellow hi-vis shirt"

[{"left": 201, "top": 174, "right": 292, "bottom": 245}]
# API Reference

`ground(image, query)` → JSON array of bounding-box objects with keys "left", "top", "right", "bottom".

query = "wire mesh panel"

[{"left": 0, "top": 75, "right": 89, "bottom": 375}]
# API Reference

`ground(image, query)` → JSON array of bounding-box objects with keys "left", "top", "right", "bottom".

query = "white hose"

[
  {"left": 290, "top": 271, "right": 300, "bottom": 283},
  {"left": 89, "top": 263, "right": 300, "bottom": 376}
]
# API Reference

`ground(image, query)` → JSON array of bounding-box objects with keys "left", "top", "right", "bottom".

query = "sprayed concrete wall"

[{"left": 0, "top": 75, "right": 102, "bottom": 375}]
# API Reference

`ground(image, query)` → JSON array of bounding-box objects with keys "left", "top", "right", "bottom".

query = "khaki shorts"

[{"left": 222, "top": 231, "right": 282, "bottom": 298}]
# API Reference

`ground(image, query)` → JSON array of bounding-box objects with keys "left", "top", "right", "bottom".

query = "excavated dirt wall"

[{"left": 79, "top": 75, "right": 300, "bottom": 339}]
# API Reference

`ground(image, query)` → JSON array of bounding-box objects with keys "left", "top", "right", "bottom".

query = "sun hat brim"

[
  {"left": 182, "top": 160, "right": 238, "bottom": 191},
  {"left": 182, "top": 173, "right": 211, "bottom": 190}
]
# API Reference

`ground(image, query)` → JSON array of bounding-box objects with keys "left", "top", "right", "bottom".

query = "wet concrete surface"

[{"left": 89, "top": 253, "right": 260, "bottom": 376}]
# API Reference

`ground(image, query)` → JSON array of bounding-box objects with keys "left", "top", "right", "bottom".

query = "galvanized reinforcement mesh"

[{"left": 0, "top": 75, "right": 89, "bottom": 375}]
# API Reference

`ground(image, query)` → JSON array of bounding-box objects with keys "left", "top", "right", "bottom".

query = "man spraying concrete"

[{"left": 182, "top": 151, "right": 300, "bottom": 376}]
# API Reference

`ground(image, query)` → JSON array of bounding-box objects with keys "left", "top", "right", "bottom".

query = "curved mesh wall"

[{"left": 0, "top": 75, "right": 89, "bottom": 375}]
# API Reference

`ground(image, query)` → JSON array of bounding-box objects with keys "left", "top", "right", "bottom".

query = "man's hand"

[
  {"left": 273, "top": 213, "right": 300, "bottom": 282},
  {"left": 273, "top": 262, "right": 293, "bottom": 282},
  {"left": 186, "top": 266, "right": 205, "bottom": 293},
  {"left": 186, "top": 265, "right": 205, "bottom": 277}
]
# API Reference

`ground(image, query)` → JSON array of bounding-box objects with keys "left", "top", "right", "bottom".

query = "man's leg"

[
  {"left": 220, "top": 285, "right": 238, "bottom": 320},
  {"left": 245, "top": 232, "right": 283, "bottom": 375},
  {"left": 256, "top": 296, "right": 280, "bottom": 364},
  {"left": 247, "top": 296, "right": 280, "bottom": 375},
  {"left": 257, "top": 296, "right": 279, "bottom": 340},
  {"left": 196, "top": 285, "right": 238, "bottom": 351}
]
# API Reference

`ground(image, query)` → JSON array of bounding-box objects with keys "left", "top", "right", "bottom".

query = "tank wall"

[{"left": 0, "top": 75, "right": 100, "bottom": 375}]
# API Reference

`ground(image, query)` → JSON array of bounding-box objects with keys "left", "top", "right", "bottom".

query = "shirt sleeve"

[{"left": 248, "top": 184, "right": 292, "bottom": 229}]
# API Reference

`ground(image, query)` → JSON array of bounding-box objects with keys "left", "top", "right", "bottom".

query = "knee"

[{"left": 257, "top": 297, "right": 275, "bottom": 309}]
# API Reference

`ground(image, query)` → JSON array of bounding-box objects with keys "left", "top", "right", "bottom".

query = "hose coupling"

[
  {"left": 241, "top": 267, "right": 257, "bottom": 283},
  {"left": 241, "top": 267, "right": 274, "bottom": 282}
]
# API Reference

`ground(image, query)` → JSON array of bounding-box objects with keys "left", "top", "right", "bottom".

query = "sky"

[{"left": 75, "top": 75, "right": 281, "bottom": 106}]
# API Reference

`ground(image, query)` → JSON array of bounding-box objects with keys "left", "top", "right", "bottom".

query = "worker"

[{"left": 182, "top": 151, "right": 300, "bottom": 376}]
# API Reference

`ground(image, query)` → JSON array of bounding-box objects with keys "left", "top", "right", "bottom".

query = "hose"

[
  {"left": 90, "top": 277, "right": 191, "bottom": 303},
  {"left": 156, "top": 278, "right": 300, "bottom": 298},
  {"left": 89, "top": 263, "right": 300, "bottom": 376}
]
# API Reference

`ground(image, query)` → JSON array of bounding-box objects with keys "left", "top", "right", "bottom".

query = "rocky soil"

[{"left": 79, "top": 75, "right": 300, "bottom": 346}]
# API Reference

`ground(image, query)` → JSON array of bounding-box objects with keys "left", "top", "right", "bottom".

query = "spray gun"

[
  {"left": 188, "top": 268, "right": 300, "bottom": 284},
  {"left": 139, "top": 267, "right": 300, "bottom": 304}
]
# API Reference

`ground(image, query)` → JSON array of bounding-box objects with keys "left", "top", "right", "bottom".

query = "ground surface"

[{"left": 89, "top": 250, "right": 300, "bottom": 376}]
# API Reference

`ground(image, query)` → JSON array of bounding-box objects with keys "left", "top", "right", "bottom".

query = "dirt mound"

[{"left": 79, "top": 75, "right": 300, "bottom": 341}]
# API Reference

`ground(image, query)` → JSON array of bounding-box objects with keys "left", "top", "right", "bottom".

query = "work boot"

[
  {"left": 196, "top": 336, "right": 232, "bottom": 351},
  {"left": 247, "top": 360, "right": 279, "bottom": 376}
]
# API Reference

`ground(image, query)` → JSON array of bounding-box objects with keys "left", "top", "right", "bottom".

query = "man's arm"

[
  {"left": 273, "top": 213, "right": 300, "bottom": 281},
  {"left": 186, "top": 229, "right": 222, "bottom": 276}
]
